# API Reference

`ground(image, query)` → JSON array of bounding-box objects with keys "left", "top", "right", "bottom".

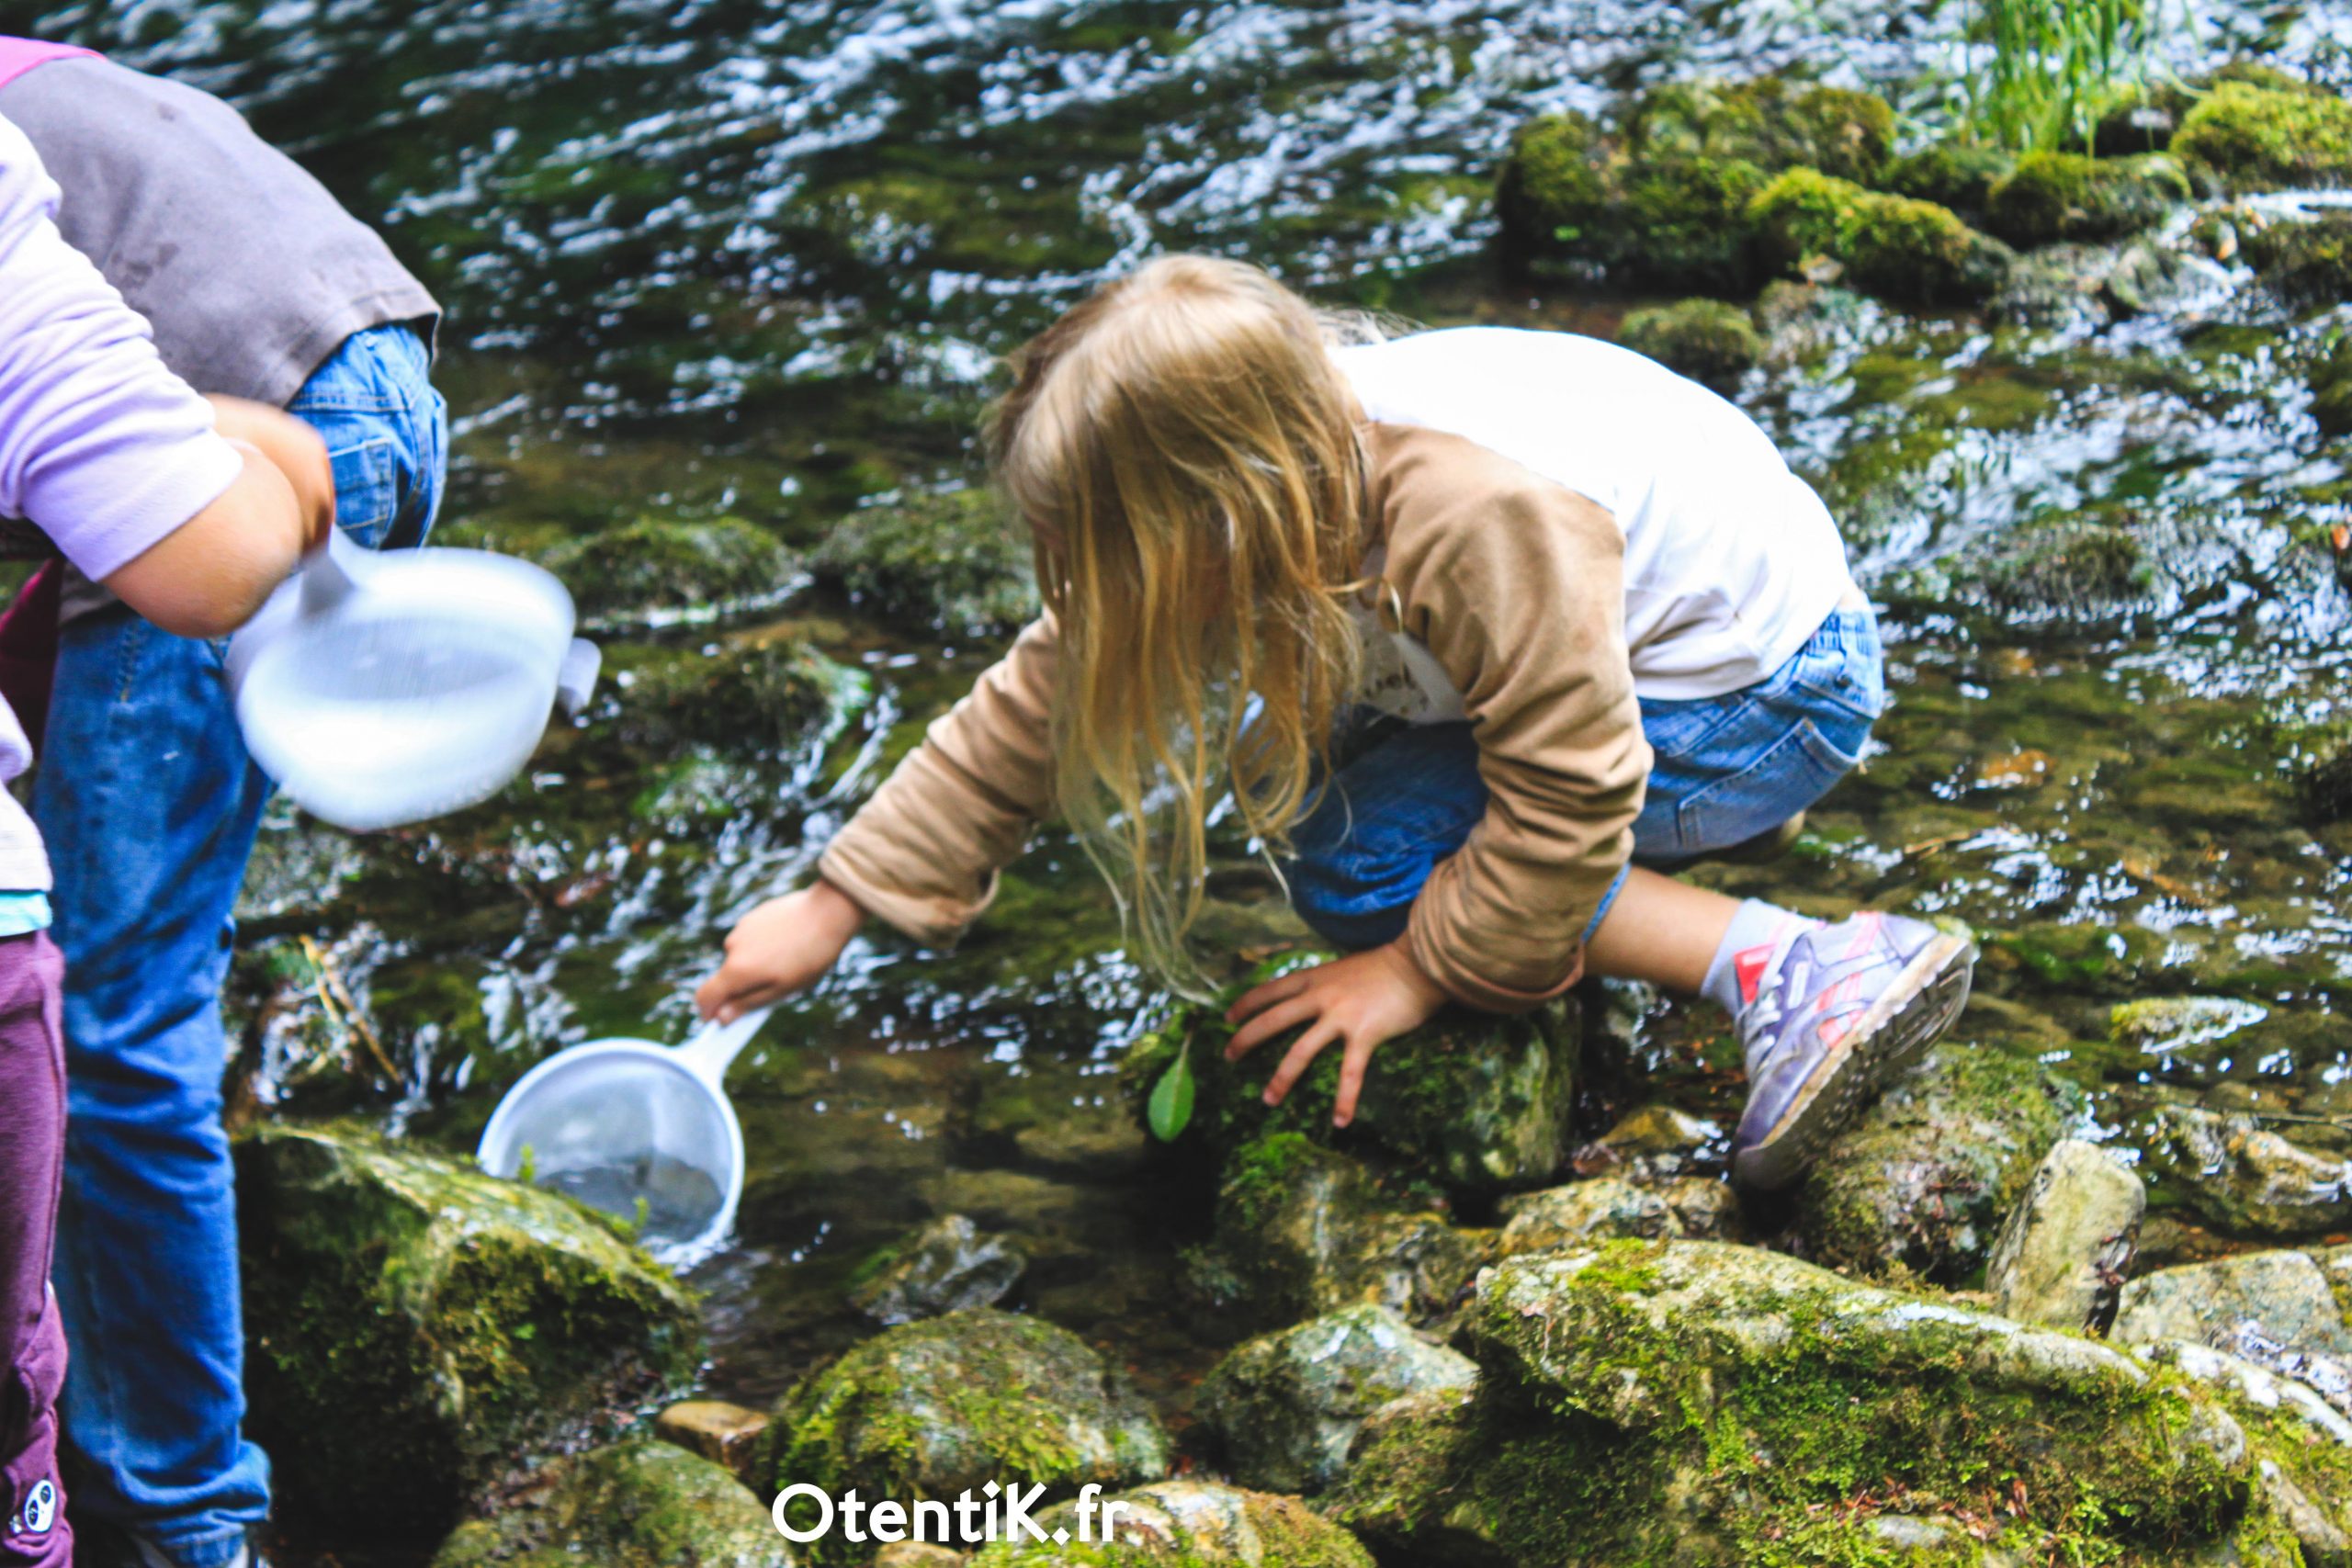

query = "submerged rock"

[
  {"left": 769, "top": 1308, "right": 1168, "bottom": 1565},
  {"left": 2142, "top": 1105, "right": 2352, "bottom": 1236},
  {"left": 611, "top": 637, "right": 869, "bottom": 756},
  {"left": 236, "top": 1123, "right": 704, "bottom": 1535},
  {"left": 2112, "top": 996, "right": 2273, "bottom": 1058},
  {"left": 1198, "top": 1303, "right": 1476, "bottom": 1495},
  {"left": 2243, "top": 210, "right": 2352, "bottom": 310},
  {"left": 1121, "top": 957, "right": 1578, "bottom": 1200},
  {"left": 970, "top": 1480, "right": 1375, "bottom": 1568},
  {"left": 847, "top": 1213, "right": 1027, "bottom": 1325},
  {"left": 808, "top": 489, "right": 1038, "bottom": 639},
  {"left": 1494, "top": 1174, "right": 1743, "bottom": 1251},
  {"left": 1613, "top": 299, "right": 1763, "bottom": 391},
  {"left": 1190, "top": 1134, "right": 1492, "bottom": 1330},
  {"left": 1963, "top": 516, "right": 2147, "bottom": 614},
  {"left": 429, "top": 1438, "right": 789, "bottom": 1568},
  {"left": 1329, "top": 1239, "right": 2295, "bottom": 1567},
  {"left": 1984, "top": 1138, "right": 2145, "bottom": 1332},
  {"left": 1982, "top": 152, "right": 2189, "bottom": 247},
  {"left": 541, "top": 515, "right": 797, "bottom": 624},
  {"left": 1792, "top": 1044, "right": 2083, "bottom": 1282},
  {"left": 1568, "top": 1101, "right": 1724, "bottom": 1184},
  {"left": 1747, "top": 167, "right": 2015, "bottom": 306},
  {"left": 2312, "top": 333, "right": 2352, "bottom": 440},
  {"left": 2176, "top": 82, "right": 2352, "bottom": 191}
]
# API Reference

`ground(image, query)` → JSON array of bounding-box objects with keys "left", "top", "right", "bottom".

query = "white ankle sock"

[{"left": 1700, "top": 899, "right": 1820, "bottom": 1020}]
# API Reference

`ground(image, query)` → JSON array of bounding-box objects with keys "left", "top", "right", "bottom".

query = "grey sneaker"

[{"left": 1729, "top": 912, "right": 1976, "bottom": 1191}]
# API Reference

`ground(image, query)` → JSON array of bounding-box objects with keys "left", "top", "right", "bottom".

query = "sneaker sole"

[{"left": 1731, "top": 932, "right": 1977, "bottom": 1192}]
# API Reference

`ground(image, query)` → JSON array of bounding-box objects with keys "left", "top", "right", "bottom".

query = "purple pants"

[{"left": 0, "top": 933, "right": 67, "bottom": 1567}]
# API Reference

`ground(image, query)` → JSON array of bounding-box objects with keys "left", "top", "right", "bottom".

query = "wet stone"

[
  {"left": 235, "top": 1122, "right": 703, "bottom": 1536},
  {"left": 2112, "top": 1248, "right": 2352, "bottom": 1362},
  {"left": 1494, "top": 1174, "right": 1744, "bottom": 1252},
  {"left": 1984, "top": 1138, "right": 2146, "bottom": 1333},
  {"left": 874, "top": 1547, "right": 968, "bottom": 1568},
  {"left": 537, "top": 514, "right": 799, "bottom": 625},
  {"left": 1569, "top": 1101, "right": 1723, "bottom": 1184},
  {"left": 769, "top": 1308, "right": 1170, "bottom": 1567},
  {"left": 654, "top": 1400, "right": 773, "bottom": 1488},
  {"left": 847, "top": 1213, "right": 1028, "bottom": 1325},
  {"left": 428, "top": 1437, "right": 791, "bottom": 1568},
  {"left": 1792, "top": 1044, "right": 2084, "bottom": 1283},
  {"left": 2142, "top": 1105, "right": 2352, "bottom": 1237},
  {"left": 969, "top": 1480, "right": 1376, "bottom": 1568},
  {"left": 1614, "top": 299, "right": 1763, "bottom": 392},
  {"left": 808, "top": 488, "right": 1038, "bottom": 639},
  {"left": 1197, "top": 1303, "right": 1477, "bottom": 1495}
]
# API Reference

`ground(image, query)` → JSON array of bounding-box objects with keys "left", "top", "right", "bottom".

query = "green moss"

[
  {"left": 1883, "top": 142, "right": 2018, "bottom": 221},
  {"left": 808, "top": 488, "right": 1039, "bottom": 638},
  {"left": 769, "top": 1309, "right": 1169, "bottom": 1566},
  {"left": 429, "top": 1438, "right": 788, "bottom": 1567},
  {"left": 2175, "top": 82, "right": 2352, "bottom": 191},
  {"left": 1983, "top": 152, "right": 2190, "bottom": 246},
  {"left": 2312, "top": 332, "right": 2352, "bottom": 439},
  {"left": 1966, "top": 519, "right": 2151, "bottom": 616},
  {"left": 973, "top": 1482, "right": 1378, "bottom": 1568},
  {"left": 1616, "top": 299, "right": 1765, "bottom": 391},
  {"left": 1747, "top": 168, "right": 2016, "bottom": 306},
  {"left": 1628, "top": 78, "right": 1895, "bottom": 186},
  {"left": 607, "top": 637, "right": 868, "bottom": 755},
  {"left": 236, "top": 1123, "right": 704, "bottom": 1537},
  {"left": 2242, "top": 210, "right": 2352, "bottom": 310},
  {"left": 532, "top": 515, "right": 798, "bottom": 625}
]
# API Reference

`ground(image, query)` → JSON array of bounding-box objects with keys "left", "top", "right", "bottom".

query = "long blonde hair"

[{"left": 989, "top": 255, "right": 1371, "bottom": 994}]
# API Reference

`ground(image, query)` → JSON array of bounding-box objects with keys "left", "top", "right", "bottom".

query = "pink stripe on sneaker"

[{"left": 0, "top": 39, "right": 99, "bottom": 93}]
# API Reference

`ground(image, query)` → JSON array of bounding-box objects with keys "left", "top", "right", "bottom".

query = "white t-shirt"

[{"left": 1334, "top": 327, "right": 1856, "bottom": 704}]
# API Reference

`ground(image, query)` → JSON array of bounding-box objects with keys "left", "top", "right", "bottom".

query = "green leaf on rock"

[{"left": 1149, "top": 1049, "right": 1196, "bottom": 1142}]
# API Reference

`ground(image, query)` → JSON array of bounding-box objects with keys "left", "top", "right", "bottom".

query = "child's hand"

[
  {"left": 695, "top": 879, "right": 865, "bottom": 1022},
  {"left": 1222, "top": 939, "right": 1449, "bottom": 1127}
]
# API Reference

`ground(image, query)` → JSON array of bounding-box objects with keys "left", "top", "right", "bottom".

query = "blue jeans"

[
  {"left": 32, "top": 323, "right": 446, "bottom": 1567},
  {"left": 1283, "top": 604, "right": 1885, "bottom": 951}
]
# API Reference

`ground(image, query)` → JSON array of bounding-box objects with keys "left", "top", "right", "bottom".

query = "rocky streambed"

[{"left": 21, "top": 0, "right": 2352, "bottom": 1563}]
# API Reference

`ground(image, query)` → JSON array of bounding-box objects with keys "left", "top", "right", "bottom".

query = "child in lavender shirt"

[{"left": 0, "top": 110, "right": 335, "bottom": 1568}]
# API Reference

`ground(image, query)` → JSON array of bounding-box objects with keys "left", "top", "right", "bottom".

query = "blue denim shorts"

[{"left": 1280, "top": 604, "right": 1885, "bottom": 951}]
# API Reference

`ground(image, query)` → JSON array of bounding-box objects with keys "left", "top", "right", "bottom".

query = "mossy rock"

[
  {"left": 429, "top": 1438, "right": 790, "bottom": 1567},
  {"left": 608, "top": 637, "right": 870, "bottom": 755},
  {"left": 2176, "top": 82, "right": 2352, "bottom": 191},
  {"left": 1197, "top": 1303, "right": 1476, "bottom": 1495},
  {"left": 1120, "top": 954, "right": 1577, "bottom": 1200},
  {"left": 1627, "top": 77, "right": 1895, "bottom": 186},
  {"left": 808, "top": 489, "right": 1039, "bottom": 639},
  {"left": 1614, "top": 299, "right": 1763, "bottom": 392},
  {"left": 539, "top": 515, "right": 799, "bottom": 624},
  {"left": 1191, "top": 1134, "right": 1493, "bottom": 1331},
  {"left": 236, "top": 1122, "right": 704, "bottom": 1536},
  {"left": 970, "top": 1481, "right": 1376, "bottom": 1568},
  {"left": 1983, "top": 152, "right": 2190, "bottom": 247},
  {"left": 770, "top": 1308, "right": 1169, "bottom": 1566},
  {"left": 1791, "top": 1043, "right": 2084, "bottom": 1283},
  {"left": 2140, "top": 1105, "right": 2352, "bottom": 1237},
  {"left": 1962, "top": 518, "right": 2151, "bottom": 618},
  {"left": 1883, "top": 141, "right": 2017, "bottom": 223},
  {"left": 2244, "top": 211, "right": 2352, "bottom": 310},
  {"left": 1329, "top": 1239, "right": 2280, "bottom": 1566},
  {"left": 1747, "top": 167, "right": 2016, "bottom": 306}
]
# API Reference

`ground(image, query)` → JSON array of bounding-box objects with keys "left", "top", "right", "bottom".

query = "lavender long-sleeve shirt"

[{"left": 0, "top": 110, "right": 242, "bottom": 887}]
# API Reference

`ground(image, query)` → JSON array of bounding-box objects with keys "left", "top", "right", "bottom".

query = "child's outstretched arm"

[{"left": 696, "top": 613, "right": 1062, "bottom": 1019}]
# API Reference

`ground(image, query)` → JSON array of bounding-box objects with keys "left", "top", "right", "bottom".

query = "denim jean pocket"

[
  {"left": 1675, "top": 716, "right": 1861, "bottom": 854},
  {"left": 326, "top": 435, "right": 399, "bottom": 546},
  {"left": 1791, "top": 614, "right": 1886, "bottom": 725}
]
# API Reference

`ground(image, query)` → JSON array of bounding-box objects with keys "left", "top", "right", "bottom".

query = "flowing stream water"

[{"left": 9, "top": 0, "right": 2352, "bottom": 1560}]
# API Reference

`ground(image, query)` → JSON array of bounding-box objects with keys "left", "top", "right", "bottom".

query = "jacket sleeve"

[
  {"left": 1374, "top": 424, "right": 1651, "bottom": 1012},
  {"left": 816, "top": 612, "right": 1060, "bottom": 946}
]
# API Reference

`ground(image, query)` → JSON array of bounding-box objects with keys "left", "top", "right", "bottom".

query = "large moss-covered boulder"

[
  {"left": 2176, "top": 82, "right": 2352, "bottom": 191},
  {"left": 2141, "top": 1105, "right": 2352, "bottom": 1237},
  {"left": 971, "top": 1481, "right": 1375, "bottom": 1568},
  {"left": 1614, "top": 299, "right": 1763, "bottom": 392},
  {"left": 1883, "top": 141, "right": 2016, "bottom": 223},
  {"left": 770, "top": 1309, "right": 1168, "bottom": 1565},
  {"left": 808, "top": 489, "right": 1038, "bottom": 639},
  {"left": 1747, "top": 167, "right": 2016, "bottom": 306},
  {"left": 1983, "top": 152, "right": 2190, "bottom": 246},
  {"left": 1328, "top": 1240, "right": 2289, "bottom": 1566},
  {"left": 1121, "top": 955, "right": 1577, "bottom": 1201},
  {"left": 1494, "top": 79, "right": 1896, "bottom": 292},
  {"left": 1189, "top": 1134, "right": 1493, "bottom": 1330},
  {"left": 1197, "top": 1304, "right": 1476, "bottom": 1495},
  {"left": 430, "top": 1438, "right": 791, "bottom": 1568},
  {"left": 540, "top": 515, "right": 798, "bottom": 624},
  {"left": 1792, "top": 1044, "right": 2083, "bottom": 1282},
  {"left": 236, "top": 1123, "right": 704, "bottom": 1535}
]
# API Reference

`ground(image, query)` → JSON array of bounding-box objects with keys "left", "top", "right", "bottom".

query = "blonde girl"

[{"left": 698, "top": 255, "right": 1974, "bottom": 1190}]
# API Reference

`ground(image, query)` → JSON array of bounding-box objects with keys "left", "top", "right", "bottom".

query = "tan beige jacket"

[{"left": 816, "top": 422, "right": 1652, "bottom": 1013}]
